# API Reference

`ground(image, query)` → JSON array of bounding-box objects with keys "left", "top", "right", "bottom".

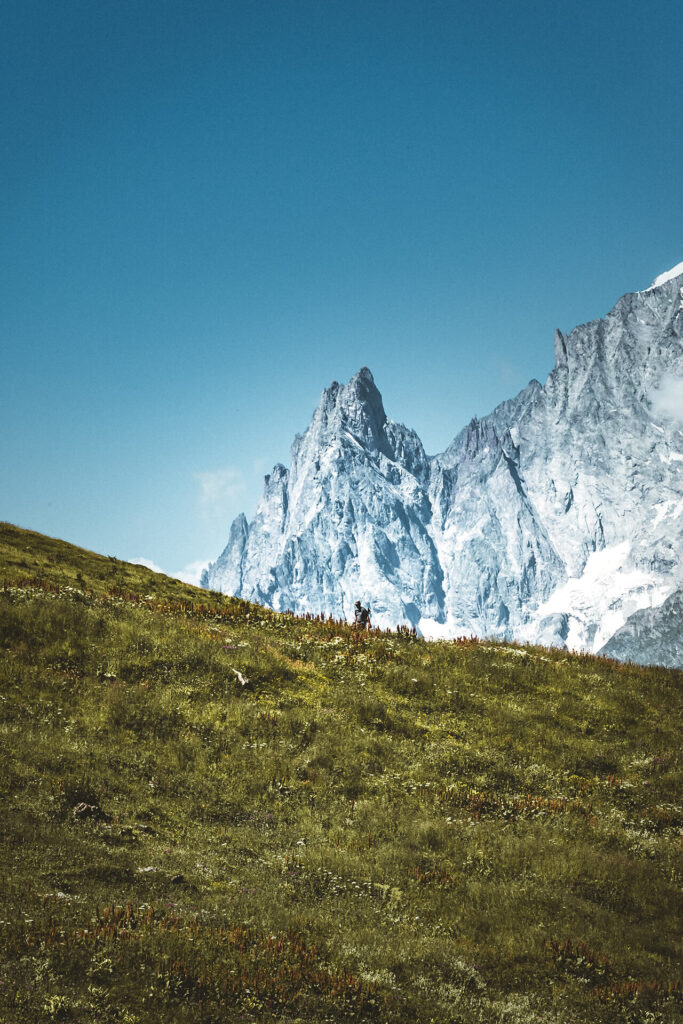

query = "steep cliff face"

[
  {"left": 598, "top": 589, "right": 683, "bottom": 668},
  {"left": 202, "top": 266, "right": 683, "bottom": 665},
  {"left": 428, "top": 270, "right": 683, "bottom": 652}
]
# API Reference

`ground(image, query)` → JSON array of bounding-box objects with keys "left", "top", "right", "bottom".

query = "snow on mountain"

[
  {"left": 645, "top": 261, "right": 683, "bottom": 291},
  {"left": 202, "top": 266, "right": 683, "bottom": 666}
]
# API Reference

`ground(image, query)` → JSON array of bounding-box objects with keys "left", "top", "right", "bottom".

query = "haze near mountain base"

[{"left": 203, "top": 266, "right": 683, "bottom": 668}]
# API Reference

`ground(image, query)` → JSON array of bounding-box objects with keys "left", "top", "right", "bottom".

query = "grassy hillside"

[{"left": 0, "top": 521, "right": 680, "bottom": 1024}]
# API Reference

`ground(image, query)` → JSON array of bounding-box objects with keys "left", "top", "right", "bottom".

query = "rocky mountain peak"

[
  {"left": 203, "top": 266, "right": 683, "bottom": 667},
  {"left": 315, "top": 366, "right": 387, "bottom": 451},
  {"left": 264, "top": 463, "right": 288, "bottom": 487}
]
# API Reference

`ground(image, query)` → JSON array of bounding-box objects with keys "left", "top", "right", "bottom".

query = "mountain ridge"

[{"left": 203, "top": 266, "right": 683, "bottom": 666}]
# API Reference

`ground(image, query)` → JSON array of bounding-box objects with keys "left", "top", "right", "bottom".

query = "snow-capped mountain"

[{"left": 202, "top": 265, "right": 683, "bottom": 667}]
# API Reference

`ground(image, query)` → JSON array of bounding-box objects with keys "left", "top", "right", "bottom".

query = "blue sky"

[{"left": 2, "top": 0, "right": 681, "bottom": 579}]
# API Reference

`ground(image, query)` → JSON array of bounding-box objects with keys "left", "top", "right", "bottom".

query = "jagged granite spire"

[
  {"left": 202, "top": 265, "right": 683, "bottom": 665},
  {"left": 204, "top": 366, "right": 440, "bottom": 625},
  {"left": 314, "top": 367, "right": 387, "bottom": 449}
]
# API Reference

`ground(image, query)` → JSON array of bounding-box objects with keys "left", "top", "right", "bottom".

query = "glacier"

[{"left": 202, "top": 265, "right": 683, "bottom": 667}]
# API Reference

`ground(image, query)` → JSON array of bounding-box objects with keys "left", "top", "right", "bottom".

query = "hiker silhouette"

[{"left": 354, "top": 600, "right": 371, "bottom": 629}]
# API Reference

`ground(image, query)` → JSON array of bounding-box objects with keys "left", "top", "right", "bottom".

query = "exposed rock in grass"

[{"left": 72, "top": 801, "right": 109, "bottom": 822}]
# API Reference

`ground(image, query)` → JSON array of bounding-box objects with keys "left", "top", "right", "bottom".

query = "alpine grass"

[{"left": 0, "top": 521, "right": 680, "bottom": 1023}]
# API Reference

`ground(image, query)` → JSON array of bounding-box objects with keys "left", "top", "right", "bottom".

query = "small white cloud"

[
  {"left": 172, "top": 559, "right": 211, "bottom": 587},
  {"left": 130, "top": 557, "right": 166, "bottom": 575},
  {"left": 651, "top": 375, "right": 683, "bottom": 422},
  {"left": 131, "top": 557, "right": 210, "bottom": 588},
  {"left": 195, "top": 467, "right": 247, "bottom": 518}
]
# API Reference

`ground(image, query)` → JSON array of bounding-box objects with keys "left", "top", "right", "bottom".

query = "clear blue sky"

[{"left": 2, "top": 0, "right": 681, "bottom": 579}]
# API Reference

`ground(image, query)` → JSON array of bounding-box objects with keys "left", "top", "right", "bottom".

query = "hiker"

[{"left": 354, "top": 600, "right": 371, "bottom": 630}]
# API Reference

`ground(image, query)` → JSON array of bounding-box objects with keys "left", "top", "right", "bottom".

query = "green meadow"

[{"left": 0, "top": 521, "right": 680, "bottom": 1023}]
